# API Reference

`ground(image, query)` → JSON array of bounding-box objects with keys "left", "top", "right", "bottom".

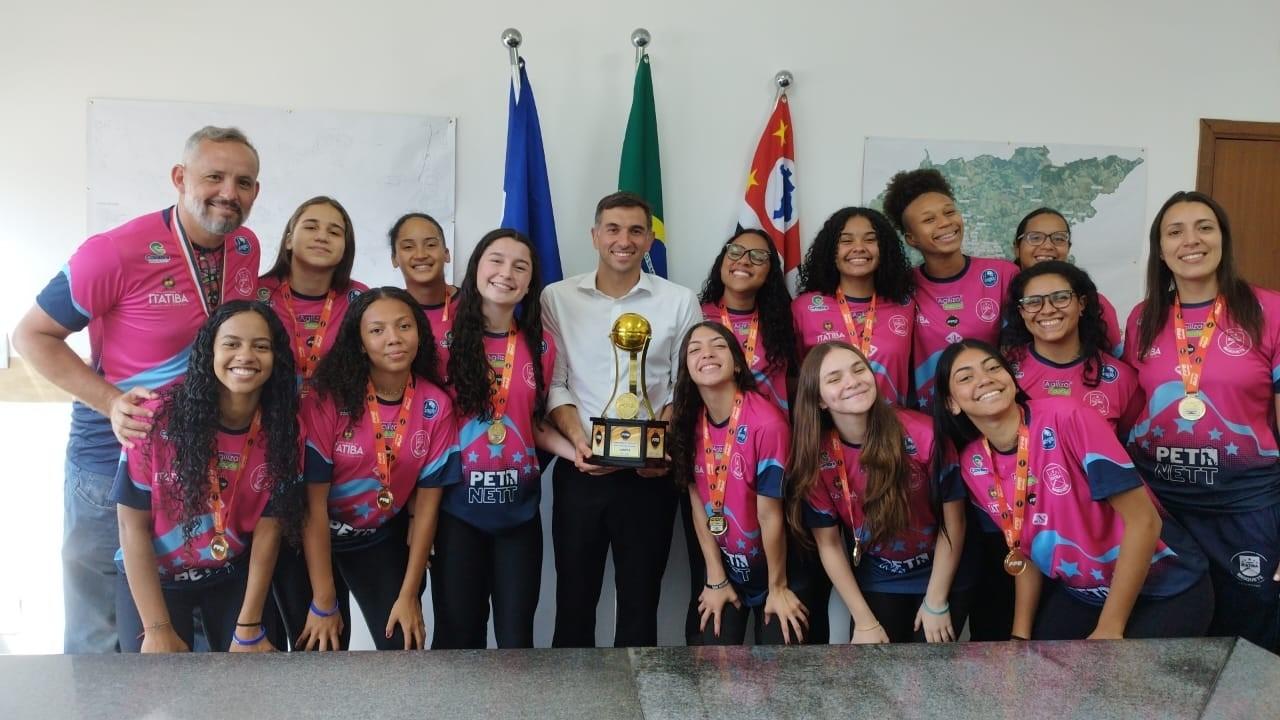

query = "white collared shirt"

[{"left": 542, "top": 270, "right": 701, "bottom": 435}]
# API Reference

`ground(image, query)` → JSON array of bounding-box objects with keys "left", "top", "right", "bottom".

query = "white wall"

[{"left": 2, "top": 0, "right": 1279, "bottom": 649}]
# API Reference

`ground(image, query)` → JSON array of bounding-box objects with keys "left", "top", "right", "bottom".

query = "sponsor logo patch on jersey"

[
  {"left": 1041, "top": 427, "right": 1057, "bottom": 450},
  {"left": 1232, "top": 551, "right": 1267, "bottom": 585},
  {"left": 1100, "top": 364, "right": 1119, "bottom": 383},
  {"left": 145, "top": 241, "right": 171, "bottom": 264},
  {"left": 423, "top": 398, "right": 440, "bottom": 420},
  {"left": 939, "top": 295, "right": 964, "bottom": 311},
  {"left": 981, "top": 269, "right": 998, "bottom": 287},
  {"left": 735, "top": 425, "right": 749, "bottom": 445},
  {"left": 809, "top": 295, "right": 828, "bottom": 311},
  {"left": 234, "top": 236, "right": 252, "bottom": 255}
]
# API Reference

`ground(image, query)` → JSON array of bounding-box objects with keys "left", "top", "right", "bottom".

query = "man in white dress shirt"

[{"left": 542, "top": 191, "right": 701, "bottom": 647}]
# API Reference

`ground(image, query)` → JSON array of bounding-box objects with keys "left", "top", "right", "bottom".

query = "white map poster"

[{"left": 862, "top": 137, "right": 1147, "bottom": 322}]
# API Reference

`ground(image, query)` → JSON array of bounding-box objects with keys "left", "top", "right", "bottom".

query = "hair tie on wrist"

[
  {"left": 705, "top": 578, "right": 731, "bottom": 590},
  {"left": 232, "top": 626, "right": 267, "bottom": 646},
  {"left": 922, "top": 601, "right": 950, "bottom": 616},
  {"left": 310, "top": 600, "right": 340, "bottom": 617}
]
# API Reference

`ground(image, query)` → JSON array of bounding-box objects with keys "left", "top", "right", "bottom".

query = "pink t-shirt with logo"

[
  {"left": 912, "top": 256, "right": 1018, "bottom": 409},
  {"left": 301, "top": 377, "right": 461, "bottom": 549},
  {"left": 804, "top": 408, "right": 965, "bottom": 593},
  {"left": 1009, "top": 348, "right": 1142, "bottom": 437},
  {"left": 957, "top": 397, "right": 1205, "bottom": 605},
  {"left": 691, "top": 390, "right": 789, "bottom": 607},
  {"left": 257, "top": 275, "right": 369, "bottom": 385},
  {"left": 702, "top": 302, "right": 791, "bottom": 411},
  {"left": 441, "top": 330, "right": 556, "bottom": 533},
  {"left": 421, "top": 294, "right": 459, "bottom": 382},
  {"left": 791, "top": 292, "right": 916, "bottom": 407},
  {"left": 36, "top": 208, "right": 261, "bottom": 473},
  {"left": 1123, "top": 291, "right": 1280, "bottom": 512},
  {"left": 111, "top": 399, "right": 280, "bottom": 587}
]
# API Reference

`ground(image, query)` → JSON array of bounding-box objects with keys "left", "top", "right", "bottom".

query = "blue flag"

[{"left": 501, "top": 59, "right": 562, "bottom": 285}]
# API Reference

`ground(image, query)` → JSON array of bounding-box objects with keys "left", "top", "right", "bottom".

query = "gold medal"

[
  {"left": 1003, "top": 549, "right": 1028, "bottom": 576},
  {"left": 377, "top": 488, "right": 394, "bottom": 510},
  {"left": 1177, "top": 394, "right": 1206, "bottom": 422},
  {"left": 487, "top": 422, "right": 507, "bottom": 445},
  {"left": 615, "top": 392, "right": 640, "bottom": 420},
  {"left": 707, "top": 514, "right": 728, "bottom": 536},
  {"left": 850, "top": 536, "right": 863, "bottom": 568},
  {"left": 209, "top": 534, "right": 230, "bottom": 562}
]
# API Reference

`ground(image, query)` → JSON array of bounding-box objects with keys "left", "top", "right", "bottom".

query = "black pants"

[
  {"left": 699, "top": 597, "right": 788, "bottom": 646},
  {"left": 551, "top": 459, "right": 678, "bottom": 647},
  {"left": 1032, "top": 572, "right": 1214, "bottom": 640},
  {"left": 431, "top": 512, "right": 543, "bottom": 649},
  {"left": 273, "top": 511, "right": 421, "bottom": 650},
  {"left": 680, "top": 491, "right": 707, "bottom": 645},
  {"left": 272, "top": 544, "right": 354, "bottom": 650},
  {"left": 965, "top": 514, "right": 1014, "bottom": 641},
  {"left": 858, "top": 588, "right": 974, "bottom": 643},
  {"left": 788, "top": 537, "right": 832, "bottom": 644},
  {"left": 117, "top": 570, "right": 275, "bottom": 652}
]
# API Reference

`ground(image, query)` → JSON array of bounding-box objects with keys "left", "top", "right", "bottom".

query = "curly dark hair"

[
  {"left": 1000, "top": 261, "right": 1108, "bottom": 387},
  {"left": 153, "top": 300, "right": 304, "bottom": 548},
  {"left": 882, "top": 168, "right": 954, "bottom": 233},
  {"left": 797, "top": 207, "right": 914, "bottom": 304},
  {"left": 697, "top": 229, "right": 797, "bottom": 378},
  {"left": 447, "top": 228, "right": 548, "bottom": 420},
  {"left": 312, "top": 287, "right": 441, "bottom": 427},
  {"left": 669, "top": 322, "right": 760, "bottom": 489}
]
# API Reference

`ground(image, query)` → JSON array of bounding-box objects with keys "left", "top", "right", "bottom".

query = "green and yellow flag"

[{"left": 618, "top": 53, "right": 666, "bottom": 277}]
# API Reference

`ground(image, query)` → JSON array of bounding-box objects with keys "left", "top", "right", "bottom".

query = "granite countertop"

[{"left": 1, "top": 638, "right": 1275, "bottom": 719}]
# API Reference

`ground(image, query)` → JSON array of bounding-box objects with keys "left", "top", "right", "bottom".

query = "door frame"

[{"left": 1196, "top": 118, "right": 1280, "bottom": 193}]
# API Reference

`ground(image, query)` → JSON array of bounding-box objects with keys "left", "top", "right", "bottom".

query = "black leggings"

[
  {"left": 965, "top": 518, "right": 1014, "bottom": 641},
  {"left": 431, "top": 512, "right": 543, "bottom": 649},
  {"left": 273, "top": 511, "right": 422, "bottom": 650},
  {"left": 699, "top": 597, "right": 788, "bottom": 646},
  {"left": 117, "top": 570, "right": 276, "bottom": 652},
  {"left": 857, "top": 588, "right": 974, "bottom": 643},
  {"left": 1031, "top": 572, "right": 1214, "bottom": 640}
]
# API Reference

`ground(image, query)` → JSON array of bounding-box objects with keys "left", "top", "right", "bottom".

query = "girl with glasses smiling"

[
  {"left": 1000, "top": 261, "right": 1142, "bottom": 438},
  {"left": 1013, "top": 208, "right": 1122, "bottom": 357}
]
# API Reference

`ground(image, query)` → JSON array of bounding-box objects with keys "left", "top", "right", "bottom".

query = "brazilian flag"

[{"left": 618, "top": 54, "right": 666, "bottom": 277}]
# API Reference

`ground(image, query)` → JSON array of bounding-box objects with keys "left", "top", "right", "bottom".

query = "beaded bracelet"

[
  {"left": 310, "top": 600, "right": 340, "bottom": 617},
  {"left": 921, "top": 600, "right": 950, "bottom": 616},
  {"left": 705, "top": 578, "right": 731, "bottom": 590},
  {"left": 232, "top": 625, "right": 267, "bottom": 646}
]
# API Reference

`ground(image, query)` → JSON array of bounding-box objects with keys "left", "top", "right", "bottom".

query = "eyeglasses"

[
  {"left": 724, "top": 243, "right": 771, "bottom": 266},
  {"left": 1016, "top": 231, "right": 1071, "bottom": 248},
  {"left": 1017, "top": 290, "right": 1077, "bottom": 313}
]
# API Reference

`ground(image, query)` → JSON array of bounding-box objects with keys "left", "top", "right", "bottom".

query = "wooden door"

[{"left": 1196, "top": 119, "right": 1280, "bottom": 292}]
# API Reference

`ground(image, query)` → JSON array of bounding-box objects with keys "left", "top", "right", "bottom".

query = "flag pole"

[
  {"left": 502, "top": 28, "right": 522, "bottom": 92},
  {"left": 774, "top": 69, "right": 793, "bottom": 102},
  {"left": 631, "top": 27, "right": 650, "bottom": 65}
]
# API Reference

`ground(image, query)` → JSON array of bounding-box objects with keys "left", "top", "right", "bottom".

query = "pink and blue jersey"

[
  {"left": 804, "top": 409, "right": 967, "bottom": 594},
  {"left": 257, "top": 275, "right": 368, "bottom": 385},
  {"left": 110, "top": 399, "right": 280, "bottom": 588},
  {"left": 691, "top": 390, "right": 789, "bottom": 607},
  {"left": 912, "top": 256, "right": 1017, "bottom": 409},
  {"left": 421, "top": 293, "right": 459, "bottom": 382},
  {"left": 1124, "top": 291, "right": 1280, "bottom": 512},
  {"left": 36, "top": 208, "right": 261, "bottom": 473},
  {"left": 441, "top": 330, "right": 556, "bottom": 533},
  {"left": 301, "top": 378, "right": 461, "bottom": 550},
  {"left": 790, "top": 292, "right": 915, "bottom": 406},
  {"left": 1009, "top": 348, "right": 1143, "bottom": 437},
  {"left": 702, "top": 302, "right": 790, "bottom": 411},
  {"left": 958, "top": 397, "right": 1206, "bottom": 605}
]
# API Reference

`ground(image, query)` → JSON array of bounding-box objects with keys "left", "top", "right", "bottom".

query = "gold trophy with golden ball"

[{"left": 589, "top": 313, "right": 668, "bottom": 468}]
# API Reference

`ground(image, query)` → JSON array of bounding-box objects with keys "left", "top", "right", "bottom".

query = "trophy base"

[{"left": 588, "top": 417, "right": 669, "bottom": 469}]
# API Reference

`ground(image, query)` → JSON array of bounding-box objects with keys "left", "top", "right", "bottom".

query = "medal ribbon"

[
  {"left": 1172, "top": 295, "right": 1223, "bottom": 399},
  {"left": 700, "top": 392, "right": 745, "bottom": 518},
  {"left": 490, "top": 330, "right": 519, "bottom": 425},
  {"left": 718, "top": 304, "right": 760, "bottom": 367},
  {"left": 171, "top": 209, "right": 226, "bottom": 317},
  {"left": 440, "top": 286, "right": 455, "bottom": 323},
  {"left": 366, "top": 378, "right": 417, "bottom": 503},
  {"left": 983, "top": 423, "right": 1031, "bottom": 553},
  {"left": 835, "top": 290, "right": 877, "bottom": 355},
  {"left": 828, "top": 432, "right": 865, "bottom": 538},
  {"left": 207, "top": 410, "right": 262, "bottom": 549},
  {"left": 279, "top": 281, "right": 336, "bottom": 380}
]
